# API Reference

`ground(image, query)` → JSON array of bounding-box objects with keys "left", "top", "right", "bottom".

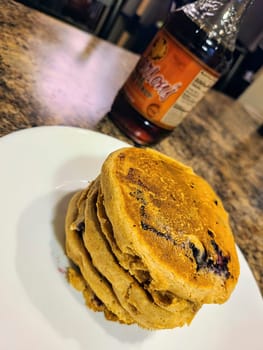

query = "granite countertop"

[{"left": 1, "top": 0, "right": 262, "bottom": 295}]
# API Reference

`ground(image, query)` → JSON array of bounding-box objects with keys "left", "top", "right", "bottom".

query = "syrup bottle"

[{"left": 109, "top": 0, "right": 253, "bottom": 145}]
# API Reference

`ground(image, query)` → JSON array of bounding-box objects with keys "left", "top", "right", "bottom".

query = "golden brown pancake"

[
  {"left": 82, "top": 179, "right": 198, "bottom": 329},
  {"left": 67, "top": 267, "right": 106, "bottom": 314},
  {"left": 96, "top": 183, "right": 197, "bottom": 313},
  {"left": 100, "top": 147, "right": 240, "bottom": 304},
  {"left": 65, "top": 189, "right": 134, "bottom": 324},
  {"left": 65, "top": 147, "right": 240, "bottom": 330}
]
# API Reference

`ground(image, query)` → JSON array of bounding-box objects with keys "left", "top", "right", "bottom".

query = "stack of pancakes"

[{"left": 65, "top": 147, "right": 239, "bottom": 329}]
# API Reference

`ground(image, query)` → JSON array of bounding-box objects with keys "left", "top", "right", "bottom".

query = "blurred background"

[{"left": 15, "top": 0, "right": 263, "bottom": 114}]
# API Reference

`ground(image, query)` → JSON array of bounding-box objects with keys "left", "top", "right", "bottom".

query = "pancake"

[
  {"left": 65, "top": 189, "right": 134, "bottom": 325},
  {"left": 65, "top": 146, "right": 240, "bottom": 330},
  {"left": 96, "top": 183, "right": 197, "bottom": 313},
  {"left": 83, "top": 179, "right": 198, "bottom": 329},
  {"left": 67, "top": 267, "right": 106, "bottom": 314},
  {"left": 100, "top": 147, "right": 240, "bottom": 304}
]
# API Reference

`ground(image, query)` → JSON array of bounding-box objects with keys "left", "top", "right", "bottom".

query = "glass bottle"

[{"left": 109, "top": 0, "right": 253, "bottom": 145}]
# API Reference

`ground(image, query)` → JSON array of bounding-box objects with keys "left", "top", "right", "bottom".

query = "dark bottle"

[{"left": 109, "top": 0, "right": 253, "bottom": 145}]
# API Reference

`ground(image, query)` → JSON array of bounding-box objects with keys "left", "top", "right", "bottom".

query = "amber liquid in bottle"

[{"left": 109, "top": 10, "right": 232, "bottom": 145}]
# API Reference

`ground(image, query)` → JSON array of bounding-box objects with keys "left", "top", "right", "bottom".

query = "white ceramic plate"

[{"left": 0, "top": 126, "right": 262, "bottom": 350}]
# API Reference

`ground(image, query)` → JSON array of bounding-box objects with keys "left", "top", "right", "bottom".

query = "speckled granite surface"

[{"left": 1, "top": 0, "right": 262, "bottom": 295}]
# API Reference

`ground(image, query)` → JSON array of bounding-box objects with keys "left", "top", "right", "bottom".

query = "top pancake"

[{"left": 100, "top": 147, "right": 240, "bottom": 304}]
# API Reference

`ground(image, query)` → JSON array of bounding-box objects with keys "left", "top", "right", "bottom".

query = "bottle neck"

[{"left": 182, "top": 0, "right": 253, "bottom": 51}]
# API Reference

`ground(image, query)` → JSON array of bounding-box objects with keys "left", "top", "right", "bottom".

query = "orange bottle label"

[{"left": 124, "top": 28, "right": 219, "bottom": 129}]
